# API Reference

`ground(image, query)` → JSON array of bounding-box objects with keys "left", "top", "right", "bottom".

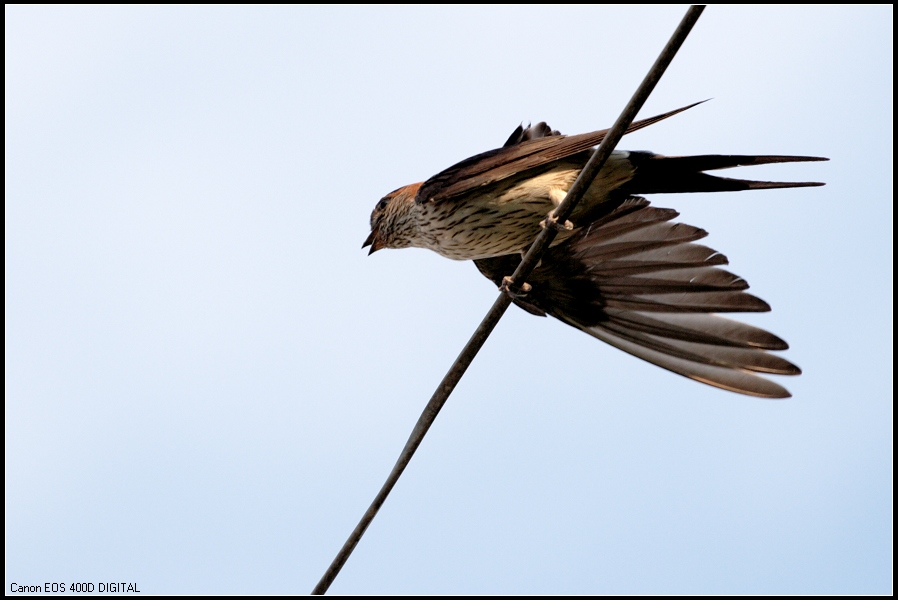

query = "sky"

[{"left": 5, "top": 5, "right": 892, "bottom": 594}]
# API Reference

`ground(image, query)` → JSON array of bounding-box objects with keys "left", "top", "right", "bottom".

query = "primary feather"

[{"left": 474, "top": 197, "right": 801, "bottom": 398}]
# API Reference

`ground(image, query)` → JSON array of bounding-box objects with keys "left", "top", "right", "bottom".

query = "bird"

[{"left": 363, "top": 103, "right": 827, "bottom": 398}]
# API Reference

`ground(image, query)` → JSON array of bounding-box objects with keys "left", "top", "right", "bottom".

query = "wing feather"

[{"left": 473, "top": 196, "right": 800, "bottom": 398}]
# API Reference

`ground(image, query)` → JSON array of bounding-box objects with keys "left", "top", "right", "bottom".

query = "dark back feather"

[
  {"left": 417, "top": 102, "right": 705, "bottom": 204},
  {"left": 503, "top": 122, "right": 561, "bottom": 147}
]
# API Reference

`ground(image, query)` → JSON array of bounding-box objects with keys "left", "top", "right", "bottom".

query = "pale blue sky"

[{"left": 6, "top": 5, "right": 892, "bottom": 594}]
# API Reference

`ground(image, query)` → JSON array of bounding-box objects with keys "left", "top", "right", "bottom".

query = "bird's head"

[{"left": 363, "top": 183, "right": 422, "bottom": 255}]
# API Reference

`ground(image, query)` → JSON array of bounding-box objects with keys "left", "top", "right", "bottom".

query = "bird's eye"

[{"left": 376, "top": 198, "right": 390, "bottom": 212}]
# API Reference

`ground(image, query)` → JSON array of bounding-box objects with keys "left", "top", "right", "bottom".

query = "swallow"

[{"left": 364, "top": 103, "right": 827, "bottom": 397}]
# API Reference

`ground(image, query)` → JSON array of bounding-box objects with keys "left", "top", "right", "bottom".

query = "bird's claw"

[
  {"left": 540, "top": 211, "right": 574, "bottom": 231},
  {"left": 500, "top": 276, "right": 532, "bottom": 299}
]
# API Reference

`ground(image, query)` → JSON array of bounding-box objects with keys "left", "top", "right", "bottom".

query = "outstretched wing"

[
  {"left": 416, "top": 102, "right": 705, "bottom": 204},
  {"left": 474, "top": 197, "right": 801, "bottom": 398}
]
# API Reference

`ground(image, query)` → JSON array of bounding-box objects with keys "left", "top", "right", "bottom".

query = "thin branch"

[{"left": 312, "top": 5, "right": 706, "bottom": 594}]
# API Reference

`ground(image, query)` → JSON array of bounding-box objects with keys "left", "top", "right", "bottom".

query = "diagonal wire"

[{"left": 312, "top": 5, "right": 706, "bottom": 594}]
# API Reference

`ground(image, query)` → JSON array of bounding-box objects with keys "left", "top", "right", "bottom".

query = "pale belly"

[
  {"left": 415, "top": 202, "right": 549, "bottom": 260},
  {"left": 413, "top": 153, "right": 635, "bottom": 261}
]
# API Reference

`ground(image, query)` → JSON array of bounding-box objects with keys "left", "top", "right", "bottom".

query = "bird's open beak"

[{"left": 362, "top": 230, "right": 382, "bottom": 255}]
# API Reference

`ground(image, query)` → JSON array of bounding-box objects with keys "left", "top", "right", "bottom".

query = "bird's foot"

[
  {"left": 500, "top": 276, "right": 532, "bottom": 299},
  {"left": 540, "top": 210, "right": 574, "bottom": 232}
]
